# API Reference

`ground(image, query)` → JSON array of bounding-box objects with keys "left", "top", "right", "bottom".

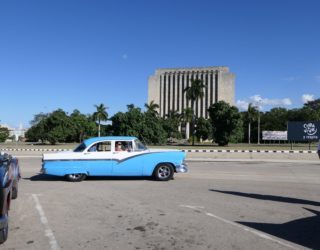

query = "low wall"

[{"left": 1, "top": 148, "right": 319, "bottom": 162}]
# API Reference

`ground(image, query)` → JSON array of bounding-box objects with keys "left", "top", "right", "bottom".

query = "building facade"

[
  {"left": 148, "top": 66, "right": 235, "bottom": 119},
  {"left": 0, "top": 123, "right": 26, "bottom": 141}
]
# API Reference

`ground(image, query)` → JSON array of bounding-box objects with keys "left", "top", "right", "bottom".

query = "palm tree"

[
  {"left": 184, "top": 79, "right": 206, "bottom": 145},
  {"left": 247, "top": 103, "right": 258, "bottom": 144},
  {"left": 144, "top": 100, "right": 159, "bottom": 116},
  {"left": 181, "top": 107, "right": 194, "bottom": 139},
  {"left": 165, "top": 110, "right": 181, "bottom": 120},
  {"left": 92, "top": 103, "right": 108, "bottom": 137}
]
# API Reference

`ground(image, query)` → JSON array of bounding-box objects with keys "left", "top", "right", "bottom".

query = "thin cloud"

[
  {"left": 283, "top": 76, "right": 299, "bottom": 82},
  {"left": 122, "top": 54, "right": 128, "bottom": 59},
  {"left": 237, "top": 95, "right": 292, "bottom": 111},
  {"left": 301, "top": 94, "right": 314, "bottom": 104},
  {"left": 236, "top": 100, "right": 249, "bottom": 110}
]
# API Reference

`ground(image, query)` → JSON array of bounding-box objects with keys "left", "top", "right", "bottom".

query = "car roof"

[{"left": 83, "top": 136, "right": 138, "bottom": 146}]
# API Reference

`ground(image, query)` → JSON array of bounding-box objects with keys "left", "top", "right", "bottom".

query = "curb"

[
  {"left": 0, "top": 148, "right": 317, "bottom": 154},
  {"left": 0, "top": 148, "right": 71, "bottom": 152},
  {"left": 182, "top": 149, "right": 316, "bottom": 154},
  {"left": 186, "top": 158, "right": 320, "bottom": 164}
]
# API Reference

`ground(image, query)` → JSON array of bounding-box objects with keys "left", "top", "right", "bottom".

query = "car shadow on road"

[
  {"left": 24, "top": 174, "right": 65, "bottom": 181},
  {"left": 25, "top": 174, "right": 154, "bottom": 182},
  {"left": 209, "top": 189, "right": 320, "bottom": 206},
  {"left": 209, "top": 189, "right": 320, "bottom": 249},
  {"left": 238, "top": 208, "right": 320, "bottom": 249},
  {"left": 85, "top": 176, "right": 154, "bottom": 181}
]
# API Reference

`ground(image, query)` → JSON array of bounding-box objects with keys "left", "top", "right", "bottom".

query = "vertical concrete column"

[
  {"left": 186, "top": 122, "right": 190, "bottom": 140},
  {"left": 160, "top": 74, "right": 164, "bottom": 117},
  {"left": 212, "top": 71, "right": 216, "bottom": 104},
  {"left": 191, "top": 72, "right": 194, "bottom": 112},
  {"left": 165, "top": 73, "right": 169, "bottom": 116},
  {"left": 186, "top": 72, "right": 191, "bottom": 109},
  {"left": 207, "top": 71, "right": 211, "bottom": 110},
  {"left": 175, "top": 72, "right": 179, "bottom": 113},
  {"left": 167, "top": 72, "right": 173, "bottom": 111},
  {"left": 198, "top": 72, "right": 202, "bottom": 118},
  {"left": 216, "top": 70, "right": 219, "bottom": 102},
  {"left": 202, "top": 72, "right": 206, "bottom": 118},
  {"left": 179, "top": 73, "right": 183, "bottom": 114}
]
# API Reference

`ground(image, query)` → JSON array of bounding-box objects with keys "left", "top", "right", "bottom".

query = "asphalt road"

[{"left": 2, "top": 155, "right": 320, "bottom": 250}]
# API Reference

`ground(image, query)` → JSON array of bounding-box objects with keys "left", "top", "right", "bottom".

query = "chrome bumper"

[
  {"left": 40, "top": 166, "right": 46, "bottom": 174},
  {"left": 175, "top": 163, "right": 188, "bottom": 173}
]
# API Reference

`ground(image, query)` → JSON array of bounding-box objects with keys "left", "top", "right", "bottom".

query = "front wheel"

[
  {"left": 66, "top": 173, "right": 86, "bottom": 182},
  {"left": 153, "top": 164, "right": 174, "bottom": 181}
]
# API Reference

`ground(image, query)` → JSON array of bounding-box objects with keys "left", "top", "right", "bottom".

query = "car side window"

[
  {"left": 133, "top": 139, "right": 147, "bottom": 151},
  {"left": 115, "top": 141, "right": 133, "bottom": 152},
  {"left": 88, "top": 142, "right": 111, "bottom": 152}
]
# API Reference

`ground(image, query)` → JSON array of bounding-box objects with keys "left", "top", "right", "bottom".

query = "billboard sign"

[
  {"left": 287, "top": 121, "right": 320, "bottom": 141},
  {"left": 262, "top": 131, "right": 287, "bottom": 140}
]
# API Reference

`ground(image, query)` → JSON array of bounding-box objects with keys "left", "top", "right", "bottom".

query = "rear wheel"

[
  {"left": 153, "top": 164, "right": 174, "bottom": 181},
  {"left": 66, "top": 174, "right": 86, "bottom": 182}
]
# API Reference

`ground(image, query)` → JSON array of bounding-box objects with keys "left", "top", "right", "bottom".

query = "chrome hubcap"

[
  {"left": 158, "top": 166, "right": 171, "bottom": 179},
  {"left": 70, "top": 174, "right": 81, "bottom": 180}
]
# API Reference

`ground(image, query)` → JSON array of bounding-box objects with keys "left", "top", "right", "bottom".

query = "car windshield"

[
  {"left": 134, "top": 139, "right": 147, "bottom": 151},
  {"left": 74, "top": 143, "right": 87, "bottom": 152}
]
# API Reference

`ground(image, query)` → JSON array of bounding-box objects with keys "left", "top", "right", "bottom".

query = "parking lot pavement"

[{"left": 2, "top": 156, "right": 320, "bottom": 249}]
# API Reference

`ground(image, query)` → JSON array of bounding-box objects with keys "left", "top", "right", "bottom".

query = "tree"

[
  {"left": 288, "top": 107, "right": 320, "bottom": 121},
  {"left": 26, "top": 109, "right": 93, "bottom": 144},
  {"left": 25, "top": 119, "right": 47, "bottom": 143},
  {"left": 304, "top": 98, "right": 320, "bottom": 111},
  {"left": 0, "top": 127, "right": 9, "bottom": 142},
  {"left": 92, "top": 104, "right": 108, "bottom": 137},
  {"left": 143, "top": 111, "right": 167, "bottom": 144},
  {"left": 184, "top": 79, "right": 206, "bottom": 145},
  {"left": 46, "top": 109, "right": 73, "bottom": 144},
  {"left": 111, "top": 104, "right": 144, "bottom": 137},
  {"left": 195, "top": 117, "right": 212, "bottom": 141},
  {"left": 30, "top": 112, "right": 48, "bottom": 126},
  {"left": 111, "top": 104, "right": 167, "bottom": 144},
  {"left": 163, "top": 110, "right": 181, "bottom": 139},
  {"left": 70, "top": 110, "right": 96, "bottom": 142},
  {"left": 144, "top": 101, "right": 159, "bottom": 116},
  {"left": 208, "top": 101, "right": 241, "bottom": 146},
  {"left": 261, "top": 107, "right": 288, "bottom": 131}
]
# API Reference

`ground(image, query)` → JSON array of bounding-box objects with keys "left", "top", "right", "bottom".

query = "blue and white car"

[{"left": 41, "top": 136, "right": 188, "bottom": 182}]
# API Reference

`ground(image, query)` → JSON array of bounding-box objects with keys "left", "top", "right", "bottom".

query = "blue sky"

[{"left": 1, "top": 0, "right": 319, "bottom": 128}]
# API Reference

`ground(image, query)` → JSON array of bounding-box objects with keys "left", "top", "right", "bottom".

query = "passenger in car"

[{"left": 115, "top": 142, "right": 124, "bottom": 151}]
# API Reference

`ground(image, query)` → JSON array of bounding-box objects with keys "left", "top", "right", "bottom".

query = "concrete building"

[
  {"left": 0, "top": 123, "right": 26, "bottom": 141},
  {"left": 148, "top": 66, "right": 235, "bottom": 119}
]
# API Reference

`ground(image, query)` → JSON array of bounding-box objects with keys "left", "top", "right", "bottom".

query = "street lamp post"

[
  {"left": 255, "top": 101, "right": 262, "bottom": 145},
  {"left": 257, "top": 110, "right": 260, "bottom": 145},
  {"left": 254, "top": 101, "right": 261, "bottom": 145}
]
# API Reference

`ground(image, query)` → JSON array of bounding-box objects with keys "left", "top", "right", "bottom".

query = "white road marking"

[
  {"left": 180, "top": 205, "right": 205, "bottom": 210},
  {"left": 181, "top": 204, "right": 300, "bottom": 250},
  {"left": 32, "top": 194, "right": 60, "bottom": 250},
  {"left": 13, "top": 155, "right": 42, "bottom": 158}
]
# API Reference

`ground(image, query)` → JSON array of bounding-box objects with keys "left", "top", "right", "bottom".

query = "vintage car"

[
  {"left": 42, "top": 136, "right": 188, "bottom": 182},
  {"left": 0, "top": 152, "right": 20, "bottom": 244}
]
